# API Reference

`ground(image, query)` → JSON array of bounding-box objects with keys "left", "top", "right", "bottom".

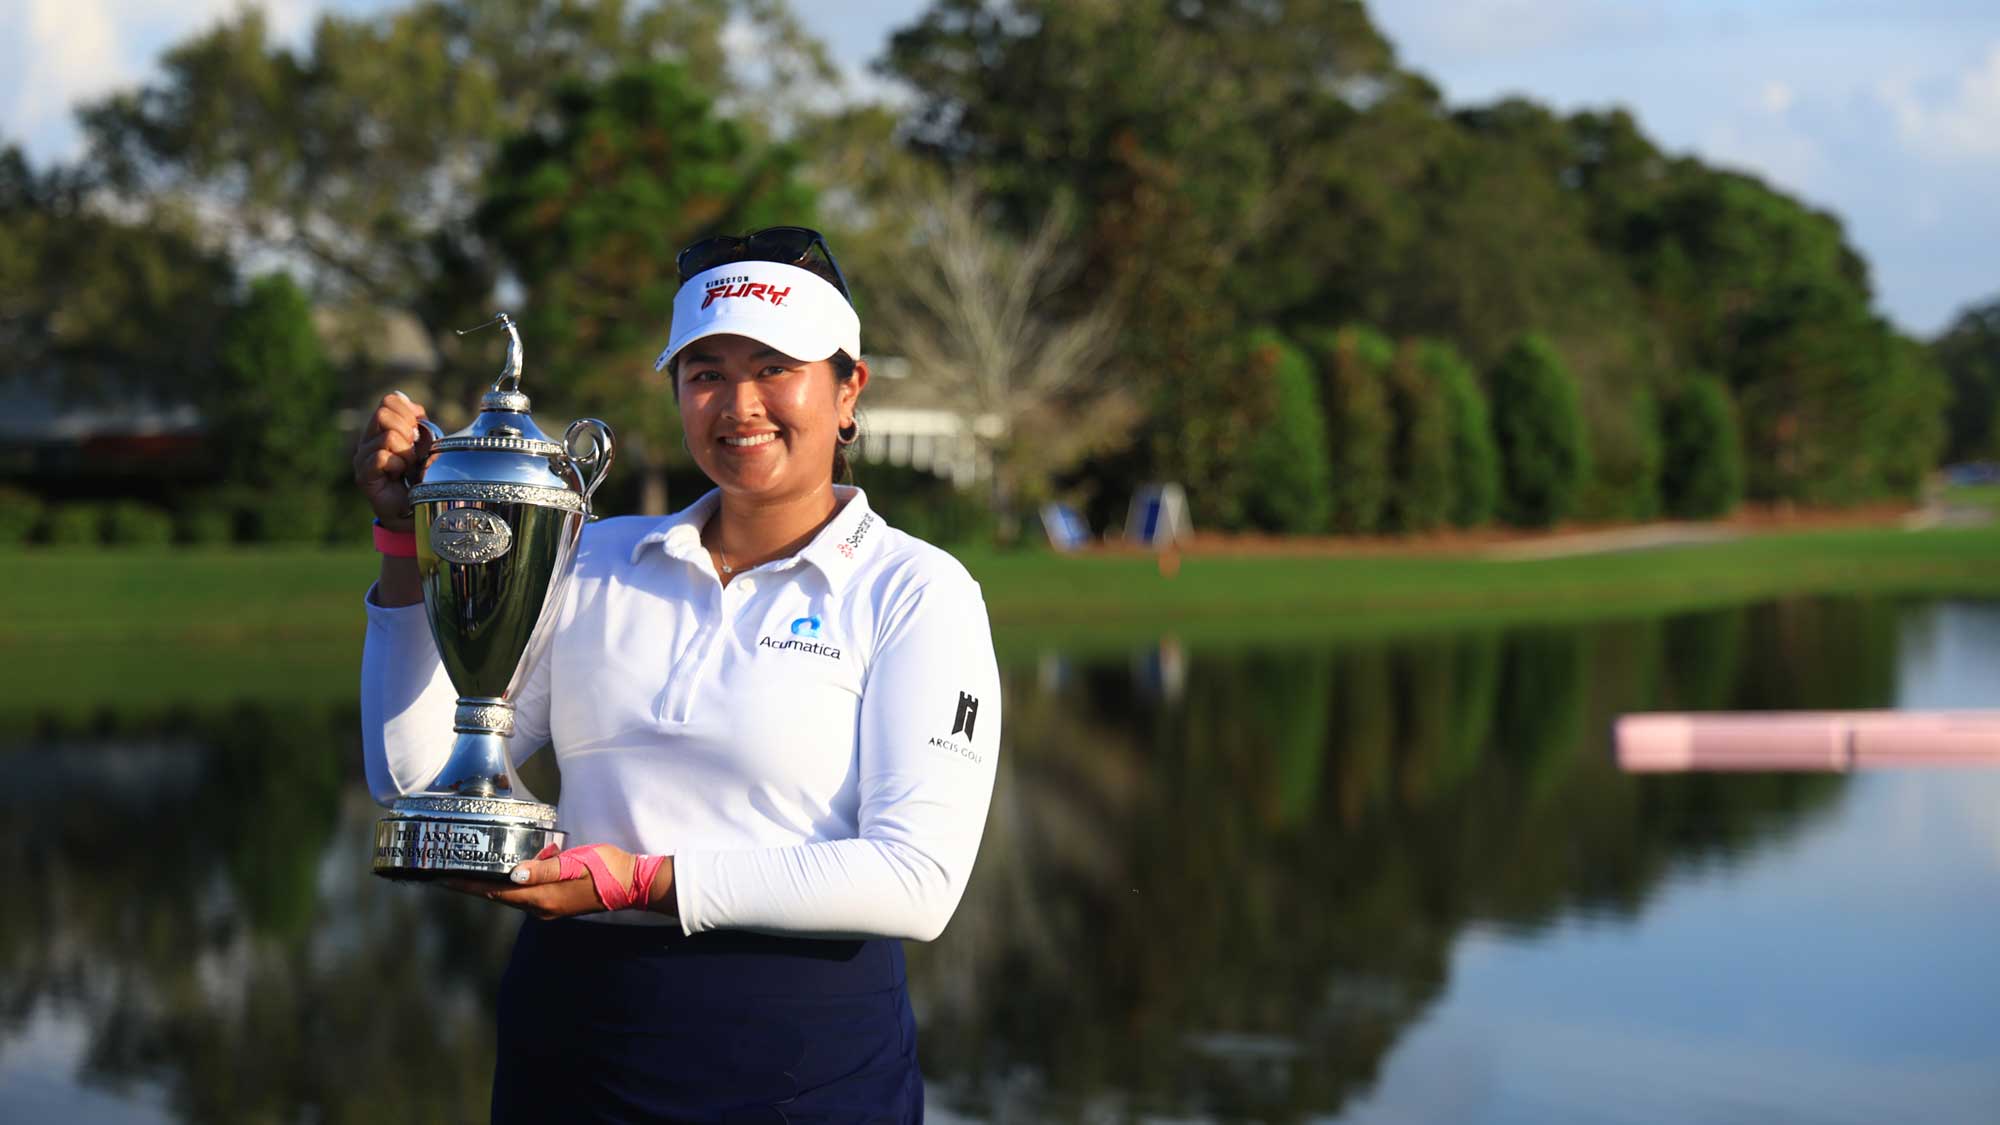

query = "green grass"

[
  {"left": 960, "top": 523, "right": 2000, "bottom": 648},
  {"left": 1939, "top": 482, "right": 2000, "bottom": 513},
  {"left": 6, "top": 522, "right": 2000, "bottom": 714}
]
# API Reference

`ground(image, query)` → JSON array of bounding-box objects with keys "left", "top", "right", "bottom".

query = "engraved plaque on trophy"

[{"left": 371, "top": 313, "right": 613, "bottom": 880}]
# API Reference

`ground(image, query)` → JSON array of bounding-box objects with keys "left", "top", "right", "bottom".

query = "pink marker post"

[{"left": 1615, "top": 711, "right": 2000, "bottom": 772}]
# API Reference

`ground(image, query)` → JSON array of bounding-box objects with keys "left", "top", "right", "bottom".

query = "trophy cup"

[{"left": 371, "top": 313, "right": 613, "bottom": 881}]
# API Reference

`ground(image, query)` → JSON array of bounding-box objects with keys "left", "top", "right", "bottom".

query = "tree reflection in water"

[{"left": 0, "top": 597, "right": 1886, "bottom": 1122}]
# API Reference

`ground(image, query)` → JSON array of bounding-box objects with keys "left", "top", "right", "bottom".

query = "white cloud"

[
  {"left": 1388, "top": 0, "right": 1669, "bottom": 64},
  {"left": 1, "top": 0, "right": 352, "bottom": 162},
  {"left": 1700, "top": 115, "right": 1826, "bottom": 197},
  {"left": 2, "top": 0, "right": 125, "bottom": 153},
  {"left": 1760, "top": 80, "right": 1795, "bottom": 115},
  {"left": 1879, "top": 41, "right": 2000, "bottom": 161}
]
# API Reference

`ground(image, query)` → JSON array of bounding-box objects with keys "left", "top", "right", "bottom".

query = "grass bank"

[{"left": 6, "top": 521, "right": 2000, "bottom": 714}]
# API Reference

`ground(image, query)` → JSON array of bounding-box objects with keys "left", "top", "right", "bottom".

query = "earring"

[{"left": 836, "top": 420, "right": 859, "bottom": 446}]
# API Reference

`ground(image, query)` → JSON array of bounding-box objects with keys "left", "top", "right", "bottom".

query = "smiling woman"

[{"left": 353, "top": 227, "right": 1002, "bottom": 1123}]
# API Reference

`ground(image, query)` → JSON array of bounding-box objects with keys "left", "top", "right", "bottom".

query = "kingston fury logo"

[
  {"left": 701, "top": 280, "right": 792, "bottom": 309},
  {"left": 951, "top": 691, "right": 979, "bottom": 740}
]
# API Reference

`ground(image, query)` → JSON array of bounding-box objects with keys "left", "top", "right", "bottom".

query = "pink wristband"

[
  {"left": 373, "top": 520, "right": 417, "bottom": 557},
  {"left": 544, "top": 844, "right": 667, "bottom": 911}
]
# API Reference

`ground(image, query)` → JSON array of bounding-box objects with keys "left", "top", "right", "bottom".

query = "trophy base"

[{"left": 371, "top": 795, "right": 564, "bottom": 881}]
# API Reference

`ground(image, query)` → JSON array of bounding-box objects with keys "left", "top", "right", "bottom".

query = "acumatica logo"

[{"left": 761, "top": 614, "right": 839, "bottom": 659}]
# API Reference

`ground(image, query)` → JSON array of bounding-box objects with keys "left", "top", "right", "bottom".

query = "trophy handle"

[
  {"left": 405, "top": 418, "right": 446, "bottom": 489},
  {"left": 565, "top": 418, "right": 615, "bottom": 503}
]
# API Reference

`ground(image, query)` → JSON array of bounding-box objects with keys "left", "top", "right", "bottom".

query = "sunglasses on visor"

[{"left": 675, "top": 226, "right": 851, "bottom": 301}]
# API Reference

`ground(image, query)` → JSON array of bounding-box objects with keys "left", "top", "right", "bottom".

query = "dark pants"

[{"left": 492, "top": 917, "right": 923, "bottom": 1124}]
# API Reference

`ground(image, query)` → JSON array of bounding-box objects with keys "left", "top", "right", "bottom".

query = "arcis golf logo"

[
  {"left": 928, "top": 691, "right": 985, "bottom": 763},
  {"left": 951, "top": 691, "right": 979, "bottom": 740}
]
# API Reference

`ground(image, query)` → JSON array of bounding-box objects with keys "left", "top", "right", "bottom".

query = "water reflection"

[{"left": 0, "top": 597, "right": 1930, "bottom": 1122}]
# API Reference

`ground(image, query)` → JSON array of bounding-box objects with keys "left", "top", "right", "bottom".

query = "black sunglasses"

[{"left": 675, "top": 226, "right": 851, "bottom": 301}]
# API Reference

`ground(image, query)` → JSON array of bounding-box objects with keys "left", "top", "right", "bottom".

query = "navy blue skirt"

[{"left": 492, "top": 917, "right": 923, "bottom": 1123}]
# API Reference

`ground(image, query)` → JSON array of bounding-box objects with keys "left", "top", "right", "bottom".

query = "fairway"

[
  {"left": 9, "top": 523, "right": 2000, "bottom": 647},
  {"left": 6, "top": 520, "right": 2000, "bottom": 715}
]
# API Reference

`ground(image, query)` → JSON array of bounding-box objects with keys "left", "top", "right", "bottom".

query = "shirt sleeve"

[
  {"left": 672, "top": 576, "right": 1003, "bottom": 941},
  {"left": 358, "top": 584, "right": 554, "bottom": 807}
]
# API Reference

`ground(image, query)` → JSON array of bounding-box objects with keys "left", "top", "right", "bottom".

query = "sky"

[{"left": 2, "top": 0, "right": 1996, "bottom": 336}]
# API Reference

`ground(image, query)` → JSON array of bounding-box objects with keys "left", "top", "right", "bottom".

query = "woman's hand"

[
  {"left": 352, "top": 391, "right": 434, "bottom": 532},
  {"left": 442, "top": 844, "right": 676, "bottom": 921}
]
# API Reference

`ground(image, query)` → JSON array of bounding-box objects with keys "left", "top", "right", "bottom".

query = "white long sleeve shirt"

[{"left": 360, "top": 487, "right": 1002, "bottom": 941}]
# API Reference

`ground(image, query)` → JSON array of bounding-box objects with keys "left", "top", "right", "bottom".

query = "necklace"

[{"left": 708, "top": 535, "right": 750, "bottom": 576}]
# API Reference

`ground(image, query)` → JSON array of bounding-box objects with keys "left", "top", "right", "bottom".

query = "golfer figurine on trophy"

[{"left": 371, "top": 313, "right": 613, "bottom": 881}]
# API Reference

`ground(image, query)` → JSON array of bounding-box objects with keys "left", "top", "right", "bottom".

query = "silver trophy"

[{"left": 371, "top": 313, "right": 613, "bottom": 880}]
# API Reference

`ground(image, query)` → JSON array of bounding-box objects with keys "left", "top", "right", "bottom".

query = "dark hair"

[
  {"left": 828, "top": 351, "right": 858, "bottom": 485},
  {"left": 793, "top": 254, "right": 862, "bottom": 483}
]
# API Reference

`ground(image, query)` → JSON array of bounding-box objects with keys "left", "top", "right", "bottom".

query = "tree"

[
  {"left": 475, "top": 63, "right": 816, "bottom": 513},
  {"left": 1578, "top": 387, "right": 1663, "bottom": 521},
  {"left": 1865, "top": 334, "right": 1949, "bottom": 499},
  {"left": 1658, "top": 376, "right": 1743, "bottom": 519},
  {"left": 1304, "top": 326, "right": 1394, "bottom": 535},
  {"left": 209, "top": 273, "right": 342, "bottom": 541},
  {"left": 1383, "top": 340, "right": 1454, "bottom": 532},
  {"left": 1934, "top": 297, "right": 2000, "bottom": 463},
  {"left": 79, "top": 1, "right": 834, "bottom": 402},
  {"left": 1488, "top": 334, "right": 1590, "bottom": 527},
  {"left": 0, "top": 146, "right": 234, "bottom": 405},
  {"left": 1416, "top": 341, "right": 1499, "bottom": 528},
  {"left": 883, "top": 0, "right": 1403, "bottom": 509},
  {"left": 1237, "top": 330, "right": 1332, "bottom": 534},
  {"left": 869, "top": 184, "right": 1131, "bottom": 526}
]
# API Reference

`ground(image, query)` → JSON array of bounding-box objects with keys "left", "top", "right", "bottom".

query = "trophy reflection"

[{"left": 371, "top": 313, "right": 613, "bottom": 880}]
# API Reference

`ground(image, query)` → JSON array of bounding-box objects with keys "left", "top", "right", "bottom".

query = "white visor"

[{"left": 654, "top": 260, "right": 860, "bottom": 372}]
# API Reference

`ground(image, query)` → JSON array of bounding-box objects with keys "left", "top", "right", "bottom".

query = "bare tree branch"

[{"left": 874, "top": 182, "right": 1128, "bottom": 509}]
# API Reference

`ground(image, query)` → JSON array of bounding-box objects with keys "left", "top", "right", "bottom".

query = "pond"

[{"left": 4, "top": 596, "right": 1998, "bottom": 1123}]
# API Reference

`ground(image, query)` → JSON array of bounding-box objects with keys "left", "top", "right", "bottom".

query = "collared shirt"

[{"left": 360, "top": 487, "right": 1002, "bottom": 940}]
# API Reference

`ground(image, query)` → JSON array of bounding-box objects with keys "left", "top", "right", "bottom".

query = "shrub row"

[
  {"left": 1227, "top": 327, "right": 1744, "bottom": 534},
  {"left": 0, "top": 487, "right": 374, "bottom": 548}
]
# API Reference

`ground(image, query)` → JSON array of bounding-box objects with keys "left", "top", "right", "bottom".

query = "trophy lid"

[
  {"left": 409, "top": 313, "right": 600, "bottom": 505},
  {"left": 427, "top": 314, "right": 566, "bottom": 459}
]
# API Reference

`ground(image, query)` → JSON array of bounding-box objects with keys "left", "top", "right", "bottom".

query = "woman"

[{"left": 353, "top": 227, "right": 1002, "bottom": 1122}]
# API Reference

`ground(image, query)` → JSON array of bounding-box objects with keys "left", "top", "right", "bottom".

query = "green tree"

[
  {"left": 476, "top": 63, "right": 816, "bottom": 512},
  {"left": 1304, "top": 326, "right": 1394, "bottom": 535},
  {"left": 1238, "top": 329, "right": 1332, "bottom": 534},
  {"left": 79, "top": 1, "right": 833, "bottom": 402},
  {"left": 883, "top": 0, "right": 1402, "bottom": 513},
  {"left": 1592, "top": 164, "right": 1935, "bottom": 503},
  {"left": 1578, "top": 387, "right": 1663, "bottom": 521},
  {"left": 1658, "top": 375, "right": 1744, "bottom": 519},
  {"left": 1488, "top": 333, "right": 1591, "bottom": 527},
  {"left": 0, "top": 146, "right": 234, "bottom": 405},
  {"left": 1383, "top": 340, "right": 1455, "bottom": 532},
  {"left": 1418, "top": 341, "right": 1500, "bottom": 528},
  {"left": 210, "top": 273, "right": 342, "bottom": 541},
  {"left": 1868, "top": 335, "right": 1949, "bottom": 498},
  {"left": 1933, "top": 297, "right": 2000, "bottom": 463}
]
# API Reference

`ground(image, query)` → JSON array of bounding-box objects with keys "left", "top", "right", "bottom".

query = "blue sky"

[{"left": 4, "top": 0, "right": 1995, "bottom": 335}]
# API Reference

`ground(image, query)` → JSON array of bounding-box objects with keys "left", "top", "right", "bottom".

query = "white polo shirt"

[{"left": 359, "top": 487, "right": 1002, "bottom": 941}]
